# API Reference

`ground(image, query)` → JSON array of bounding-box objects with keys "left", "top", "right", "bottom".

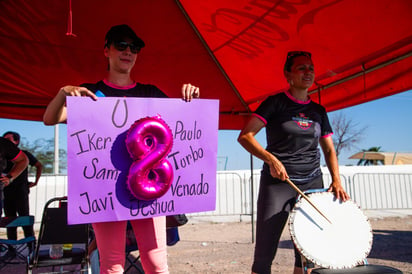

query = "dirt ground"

[{"left": 1, "top": 213, "right": 411, "bottom": 273}]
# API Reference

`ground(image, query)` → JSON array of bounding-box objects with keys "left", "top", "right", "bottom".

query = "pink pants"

[{"left": 92, "top": 216, "right": 168, "bottom": 274}]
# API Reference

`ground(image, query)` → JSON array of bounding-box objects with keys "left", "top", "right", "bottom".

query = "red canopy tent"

[{"left": 1, "top": 0, "right": 411, "bottom": 129}]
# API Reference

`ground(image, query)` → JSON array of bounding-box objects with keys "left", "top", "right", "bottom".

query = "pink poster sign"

[{"left": 66, "top": 97, "right": 219, "bottom": 224}]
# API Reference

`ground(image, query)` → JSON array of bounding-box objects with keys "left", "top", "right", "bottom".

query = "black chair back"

[{"left": 27, "top": 196, "right": 89, "bottom": 273}]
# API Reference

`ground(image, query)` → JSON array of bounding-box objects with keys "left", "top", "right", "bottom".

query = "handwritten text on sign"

[{"left": 66, "top": 97, "right": 219, "bottom": 224}]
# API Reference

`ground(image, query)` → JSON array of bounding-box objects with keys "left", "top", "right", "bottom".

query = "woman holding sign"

[
  {"left": 237, "top": 51, "right": 349, "bottom": 274},
  {"left": 44, "top": 24, "right": 199, "bottom": 274}
]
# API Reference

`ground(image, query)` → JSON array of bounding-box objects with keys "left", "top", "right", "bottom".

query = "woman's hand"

[
  {"left": 181, "top": 83, "right": 200, "bottom": 102},
  {"left": 327, "top": 181, "right": 350, "bottom": 202},
  {"left": 0, "top": 175, "right": 12, "bottom": 187},
  {"left": 60, "top": 85, "right": 98, "bottom": 100},
  {"left": 268, "top": 158, "right": 289, "bottom": 181},
  {"left": 44, "top": 85, "right": 97, "bottom": 125}
]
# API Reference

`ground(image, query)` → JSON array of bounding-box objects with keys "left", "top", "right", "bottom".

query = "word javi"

[{"left": 79, "top": 192, "right": 114, "bottom": 214}]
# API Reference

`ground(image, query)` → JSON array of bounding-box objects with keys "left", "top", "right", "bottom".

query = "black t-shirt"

[
  {"left": 81, "top": 80, "right": 168, "bottom": 98},
  {"left": 255, "top": 91, "right": 333, "bottom": 183},
  {"left": 4, "top": 150, "right": 38, "bottom": 190},
  {"left": 0, "top": 137, "right": 21, "bottom": 175}
]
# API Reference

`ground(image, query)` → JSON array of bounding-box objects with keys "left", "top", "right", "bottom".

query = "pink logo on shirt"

[{"left": 292, "top": 113, "right": 313, "bottom": 130}]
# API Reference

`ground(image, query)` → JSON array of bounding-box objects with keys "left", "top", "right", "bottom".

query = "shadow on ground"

[{"left": 369, "top": 229, "right": 412, "bottom": 264}]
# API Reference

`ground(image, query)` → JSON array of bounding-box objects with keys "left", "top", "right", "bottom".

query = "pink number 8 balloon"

[{"left": 125, "top": 116, "right": 174, "bottom": 200}]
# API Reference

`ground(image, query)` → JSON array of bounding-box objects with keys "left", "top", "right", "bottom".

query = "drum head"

[{"left": 289, "top": 192, "right": 372, "bottom": 269}]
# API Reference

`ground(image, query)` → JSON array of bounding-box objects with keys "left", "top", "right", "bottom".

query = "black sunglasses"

[
  {"left": 287, "top": 51, "right": 312, "bottom": 59},
  {"left": 112, "top": 41, "right": 141, "bottom": 54}
]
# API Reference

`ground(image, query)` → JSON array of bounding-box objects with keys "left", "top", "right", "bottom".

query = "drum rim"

[{"left": 288, "top": 192, "right": 373, "bottom": 269}]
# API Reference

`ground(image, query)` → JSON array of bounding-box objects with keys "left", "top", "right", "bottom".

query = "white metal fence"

[
  {"left": 350, "top": 173, "right": 412, "bottom": 209},
  {"left": 28, "top": 165, "right": 412, "bottom": 224}
]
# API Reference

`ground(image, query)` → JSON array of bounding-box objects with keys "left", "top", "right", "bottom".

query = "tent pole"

[
  {"left": 310, "top": 51, "right": 412, "bottom": 94},
  {"left": 54, "top": 124, "right": 59, "bottom": 174},
  {"left": 250, "top": 153, "right": 255, "bottom": 243}
]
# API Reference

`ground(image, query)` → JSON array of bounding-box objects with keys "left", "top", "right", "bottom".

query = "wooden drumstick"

[{"left": 285, "top": 178, "right": 332, "bottom": 224}]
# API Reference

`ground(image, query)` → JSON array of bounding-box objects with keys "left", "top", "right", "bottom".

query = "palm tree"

[{"left": 357, "top": 146, "right": 384, "bottom": 166}]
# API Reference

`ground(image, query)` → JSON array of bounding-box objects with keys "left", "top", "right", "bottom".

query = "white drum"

[{"left": 289, "top": 192, "right": 373, "bottom": 269}]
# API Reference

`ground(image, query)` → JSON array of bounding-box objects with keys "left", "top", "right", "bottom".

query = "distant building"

[{"left": 349, "top": 152, "right": 412, "bottom": 165}]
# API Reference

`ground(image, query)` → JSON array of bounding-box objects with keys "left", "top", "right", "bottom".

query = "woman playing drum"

[{"left": 238, "top": 51, "right": 350, "bottom": 274}]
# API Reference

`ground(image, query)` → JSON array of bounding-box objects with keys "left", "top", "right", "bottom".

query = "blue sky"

[{"left": 1, "top": 89, "right": 411, "bottom": 171}]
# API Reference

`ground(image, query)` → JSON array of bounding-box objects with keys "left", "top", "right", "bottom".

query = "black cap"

[{"left": 104, "top": 24, "right": 145, "bottom": 49}]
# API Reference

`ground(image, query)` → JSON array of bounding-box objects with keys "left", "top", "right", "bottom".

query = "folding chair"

[
  {"left": 26, "top": 196, "right": 90, "bottom": 274},
  {"left": 0, "top": 215, "right": 36, "bottom": 269}
]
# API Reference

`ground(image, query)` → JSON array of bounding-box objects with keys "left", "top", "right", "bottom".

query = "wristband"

[{"left": 6, "top": 174, "right": 13, "bottom": 183}]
